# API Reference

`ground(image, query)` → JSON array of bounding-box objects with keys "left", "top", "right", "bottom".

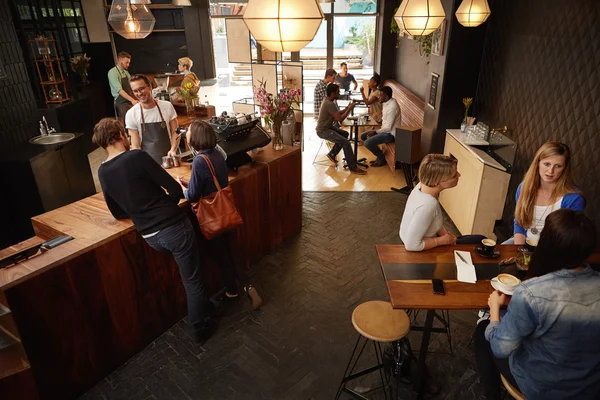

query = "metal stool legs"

[
  {"left": 335, "top": 335, "right": 390, "bottom": 400},
  {"left": 312, "top": 138, "right": 335, "bottom": 166}
]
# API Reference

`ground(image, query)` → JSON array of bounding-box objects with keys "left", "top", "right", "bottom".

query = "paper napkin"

[{"left": 455, "top": 250, "right": 477, "bottom": 284}]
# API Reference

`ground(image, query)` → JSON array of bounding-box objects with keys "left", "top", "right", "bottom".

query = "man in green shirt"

[{"left": 108, "top": 51, "right": 137, "bottom": 121}]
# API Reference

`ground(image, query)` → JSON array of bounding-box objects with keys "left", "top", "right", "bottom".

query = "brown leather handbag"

[{"left": 194, "top": 154, "right": 243, "bottom": 239}]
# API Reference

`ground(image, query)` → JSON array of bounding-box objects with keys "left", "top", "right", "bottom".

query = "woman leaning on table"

[
  {"left": 475, "top": 209, "right": 600, "bottom": 400},
  {"left": 399, "top": 154, "right": 486, "bottom": 251},
  {"left": 506, "top": 141, "right": 584, "bottom": 245},
  {"left": 177, "top": 120, "right": 262, "bottom": 310}
]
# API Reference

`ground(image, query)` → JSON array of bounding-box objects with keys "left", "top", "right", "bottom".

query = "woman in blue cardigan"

[
  {"left": 178, "top": 120, "right": 262, "bottom": 309},
  {"left": 507, "top": 142, "right": 584, "bottom": 245}
]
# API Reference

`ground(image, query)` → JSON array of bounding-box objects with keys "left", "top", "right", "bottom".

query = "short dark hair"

[
  {"left": 372, "top": 73, "right": 381, "bottom": 86},
  {"left": 340, "top": 62, "right": 347, "bottom": 67},
  {"left": 324, "top": 68, "right": 337, "bottom": 78},
  {"left": 380, "top": 86, "right": 393, "bottom": 99},
  {"left": 528, "top": 209, "right": 597, "bottom": 278},
  {"left": 93, "top": 118, "right": 125, "bottom": 149},
  {"left": 326, "top": 83, "right": 340, "bottom": 97},
  {"left": 117, "top": 51, "right": 131, "bottom": 60},
  {"left": 129, "top": 74, "right": 151, "bottom": 87},
  {"left": 188, "top": 120, "right": 217, "bottom": 151}
]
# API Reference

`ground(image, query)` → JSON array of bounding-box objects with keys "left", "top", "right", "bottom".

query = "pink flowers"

[{"left": 253, "top": 79, "right": 302, "bottom": 126}]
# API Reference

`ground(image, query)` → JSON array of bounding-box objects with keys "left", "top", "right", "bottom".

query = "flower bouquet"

[
  {"left": 70, "top": 53, "right": 91, "bottom": 84},
  {"left": 461, "top": 97, "right": 475, "bottom": 132},
  {"left": 254, "top": 80, "right": 301, "bottom": 150},
  {"left": 176, "top": 82, "right": 200, "bottom": 117}
]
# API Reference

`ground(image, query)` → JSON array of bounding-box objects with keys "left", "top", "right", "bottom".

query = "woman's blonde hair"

[
  {"left": 515, "top": 142, "right": 579, "bottom": 228},
  {"left": 178, "top": 57, "right": 193, "bottom": 69},
  {"left": 418, "top": 154, "right": 457, "bottom": 187}
]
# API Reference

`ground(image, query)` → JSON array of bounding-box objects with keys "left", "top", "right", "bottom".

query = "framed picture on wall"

[
  {"left": 431, "top": 19, "right": 447, "bottom": 57},
  {"left": 428, "top": 72, "right": 440, "bottom": 109}
]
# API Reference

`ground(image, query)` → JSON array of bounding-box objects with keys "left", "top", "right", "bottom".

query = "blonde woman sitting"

[
  {"left": 506, "top": 142, "right": 584, "bottom": 245},
  {"left": 400, "top": 154, "right": 485, "bottom": 251},
  {"left": 171, "top": 57, "right": 200, "bottom": 107}
]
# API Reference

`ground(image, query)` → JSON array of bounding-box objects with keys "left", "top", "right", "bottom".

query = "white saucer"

[{"left": 490, "top": 277, "right": 516, "bottom": 295}]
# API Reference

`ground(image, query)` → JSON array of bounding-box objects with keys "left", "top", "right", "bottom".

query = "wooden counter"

[{"left": 0, "top": 146, "right": 301, "bottom": 399}]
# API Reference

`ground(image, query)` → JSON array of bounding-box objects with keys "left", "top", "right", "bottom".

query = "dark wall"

[
  {"left": 475, "top": 0, "right": 600, "bottom": 234},
  {"left": 0, "top": 0, "right": 37, "bottom": 151}
]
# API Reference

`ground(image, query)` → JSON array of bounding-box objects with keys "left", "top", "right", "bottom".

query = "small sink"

[{"left": 29, "top": 133, "right": 76, "bottom": 146}]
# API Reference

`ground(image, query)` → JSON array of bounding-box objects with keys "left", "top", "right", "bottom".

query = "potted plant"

[
  {"left": 70, "top": 53, "right": 91, "bottom": 85},
  {"left": 176, "top": 82, "right": 200, "bottom": 118},
  {"left": 254, "top": 80, "right": 301, "bottom": 150}
]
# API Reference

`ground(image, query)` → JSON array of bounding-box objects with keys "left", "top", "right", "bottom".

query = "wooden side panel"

[{"left": 0, "top": 368, "right": 39, "bottom": 400}]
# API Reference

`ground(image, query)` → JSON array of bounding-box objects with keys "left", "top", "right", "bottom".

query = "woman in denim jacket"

[
  {"left": 476, "top": 209, "right": 600, "bottom": 400},
  {"left": 506, "top": 142, "right": 584, "bottom": 245},
  {"left": 178, "top": 120, "right": 262, "bottom": 309}
]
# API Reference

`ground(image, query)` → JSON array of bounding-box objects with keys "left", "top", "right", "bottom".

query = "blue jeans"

[
  {"left": 316, "top": 127, "right": 356, "bottom": 169},
  {"left": 361, "top": 131, "right": 394, "bottom": 161},
  {"left": 144, "top": 218, "right": 207, "bottom": 335}
]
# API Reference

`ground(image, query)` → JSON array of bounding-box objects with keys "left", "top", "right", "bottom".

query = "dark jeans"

[
  {"left": 475, "top": 320, "right": 521, "bottom": 400},
  {"left": 316, "top": 127, "right": 356, "bottom": 169},
  {"left": 456, "top": 234, "right": 487, "bottom": 245},
  {"left": 360, "top": 131, "right": 394, "bottom": 161},
  {"left": 206, "top": 232, "right": 249, "bottom": 296},
  {"left": 144, "top": 218, "right": 207, "bottom": 335}
]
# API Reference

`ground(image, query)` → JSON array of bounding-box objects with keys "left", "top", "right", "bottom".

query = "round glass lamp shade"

[
  {"left": 455, "top": 0, "right": 491, "bottom": 27},
  {"left": 394, "top": 0, "right": 446, "bottom": 36},
  {"left": 108, "top": 0, "right": 156, "bottom": 40},
  {"left": 243, "top": 0, "right": 324, "bottom": 52}
]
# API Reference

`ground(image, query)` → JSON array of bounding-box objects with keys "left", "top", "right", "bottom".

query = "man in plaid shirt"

[{"left": 313, "top": 68, "right": 338, "bottom": 119}]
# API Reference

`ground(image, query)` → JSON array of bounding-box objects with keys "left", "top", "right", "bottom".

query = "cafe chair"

[
  {"left": 312, "top": 138, "right": 335, "bottom": 166},
  {"left": 501, "top": 375, "right": 526, "bottom": 400},
  {"left": 335, "top": 301, "right": 410, "bottom": 400}
]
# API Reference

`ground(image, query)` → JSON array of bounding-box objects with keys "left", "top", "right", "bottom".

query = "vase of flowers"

[
  {"left": 70, "top": 53, "right": 91, "bottom": 85},
  {"left": 461, "top": 97, "right": 473, "bottom": 132},
  {"left": 177, "top": 82, "right": 199, "bottom": 118},
  {"left": 254, "top": 80, "right": 301, "bottom": 151}
]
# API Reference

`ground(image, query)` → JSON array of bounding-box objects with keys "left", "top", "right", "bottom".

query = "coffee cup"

[
  {"left": 161, "top": 156, "right": 173, "bottom": 169},
  {"left": 495, "top": 273, "right": 521, "bottom": 293},
  {"left": 481, "top": 238, "right": 496, "bottom": 256}
]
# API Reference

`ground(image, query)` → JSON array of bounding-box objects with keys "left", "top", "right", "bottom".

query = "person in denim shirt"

[
  {"left": 178, "top": 121, "right": 262, "bottom": 309},
  {"left": 475, "top": 209, "right": 600, "bottom": 400}
]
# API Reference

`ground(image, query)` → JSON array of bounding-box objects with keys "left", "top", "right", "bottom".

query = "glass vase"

[
  {"left": 460, "top": 117, "right": 467, "bottom": 132},
  {"left": 185, "top": 99, "right": 195, "bottom": 119},
  {"left": 80, "top": 70, "right": 89, "bottom": 85},
  {"left": 270, "top": 121, "right": 284, "bottom": 151}
]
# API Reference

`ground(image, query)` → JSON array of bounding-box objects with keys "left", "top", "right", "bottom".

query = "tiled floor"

[{"left": 80, "top": 192, "right": 487, "bottom": 400}]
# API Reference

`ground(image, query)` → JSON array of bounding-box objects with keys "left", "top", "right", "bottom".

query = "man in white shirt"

[
  {"left": 360, "top": 86, "right": 402, "bottom": 167},
  {"left": 125, "top": 74, "right": 180, "bottom": 164}
]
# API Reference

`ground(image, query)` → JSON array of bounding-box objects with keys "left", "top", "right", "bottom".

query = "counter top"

[
  {"left": 446, "top": 129, "right": 506, "bottom": 172},
  {"left": 0, "top": 132, "right": 84, "bottom": 163},
  {"left": 0, "top": 145, "right": 299, "bottom": 289}
]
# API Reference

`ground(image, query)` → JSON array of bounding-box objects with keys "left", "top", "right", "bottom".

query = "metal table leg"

[{"left": 415, "top": 309, "right": 435, "bottom": 400}]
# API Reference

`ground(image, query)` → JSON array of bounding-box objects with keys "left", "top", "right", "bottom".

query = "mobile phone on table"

[{"left": 432, "top": 279, "right": 445, "bottom": 295}]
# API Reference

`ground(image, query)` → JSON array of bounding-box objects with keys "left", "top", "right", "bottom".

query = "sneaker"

[
  {"left": 371, "top": 158, "right": 387, "bottom": 167},
  {"left": 326, "top": 153, "right": 338, "bottom": 165},
  {"left": 477, "top": 309, "right": 490, "bottom": 324},
  {"left": 350, "top": 167, "right": 367, "bottom": 175}
]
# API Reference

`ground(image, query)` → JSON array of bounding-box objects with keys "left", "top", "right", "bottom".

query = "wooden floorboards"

[{"left": 79, "top": 192, "right": 487, "bottom": 400}]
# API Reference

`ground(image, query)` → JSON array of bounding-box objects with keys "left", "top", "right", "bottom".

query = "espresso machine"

[{"left": 153, "top": 75, "right": 170, "bottom": 101}]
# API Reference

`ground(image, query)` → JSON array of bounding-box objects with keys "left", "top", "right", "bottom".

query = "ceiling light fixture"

[
  {"left": 108, "top": 0, "right": 156, "bottom": 40},
  {"left": 394, "top": 0, "right": 446, "bottom": 36},
  {"left": 455, "top": 0, "right": 491, "bottom": 27}
]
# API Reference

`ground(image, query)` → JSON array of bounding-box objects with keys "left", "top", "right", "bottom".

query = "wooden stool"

[
  {"left": 335, "top": 301, "right": 410, "bottom": 400},
  {"left": 501, "top": 375, "right": 525, "bottom": 400}
]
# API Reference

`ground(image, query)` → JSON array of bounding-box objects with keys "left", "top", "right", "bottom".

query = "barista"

[
  {"left": 108, "top": 52, "right": 137, "bottom": 121},
  {"left": 178, "top": 57, "right": 200, "bottom": 87},
  {"left": 125, "top": 74, "right": 180, "bottom": 164}
]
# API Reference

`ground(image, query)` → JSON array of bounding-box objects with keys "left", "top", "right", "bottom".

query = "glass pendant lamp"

[{"left": 108, "top": 0, "right": 156, "bottom": 40}]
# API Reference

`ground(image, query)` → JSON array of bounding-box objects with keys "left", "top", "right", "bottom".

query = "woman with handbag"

[{"left": 178, "top": 120, "right": 262, "bottom": 309}]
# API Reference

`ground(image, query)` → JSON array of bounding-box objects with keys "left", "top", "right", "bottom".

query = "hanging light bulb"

[
  {"left": 455, "top": 0, "right": 491, "bottom": 27},
  {"left": 243, "top": 0, "right": 324, "bottom": 52},
  {"left": 108, "top": 0, "right": 155, "bottom": 40},
  {"left": 394, "top": 0, "right": 446, "bottom": 36}
]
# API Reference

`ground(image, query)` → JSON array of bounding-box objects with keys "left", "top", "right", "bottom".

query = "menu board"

[{"left": 428, "top": 72, "right": 439, "bottom": 109}]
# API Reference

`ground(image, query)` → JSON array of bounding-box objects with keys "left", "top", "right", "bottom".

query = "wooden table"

[{"left": 376, "top": 244, "right": 600, "bottom": 399}]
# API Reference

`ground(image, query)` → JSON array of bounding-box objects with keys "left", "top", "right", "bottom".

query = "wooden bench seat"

[{"left": 380, "top": 80, "right": 425, "bottom": 171}]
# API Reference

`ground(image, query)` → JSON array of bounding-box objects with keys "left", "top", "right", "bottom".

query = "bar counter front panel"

[{"left": 0, "top": 146, "right": 302, "bottom": 399}]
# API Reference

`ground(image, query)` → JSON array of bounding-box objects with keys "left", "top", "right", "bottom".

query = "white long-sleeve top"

[
  {"left": 399, "top": 184, "right": 444, "bottom": 251},
  {"left": 377, "top": 98, "right": 402, "bottom": 135}
]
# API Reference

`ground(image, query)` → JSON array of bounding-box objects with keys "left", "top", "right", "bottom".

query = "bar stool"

[
  {"left": 335, "top": 301, "right": 410, "bottom": 400},
  {"left": 312, "top": 138, "right": 335, "bottom": 166},
  {"left": 501, "top": 375, "right": 525, "bottom": 400}
]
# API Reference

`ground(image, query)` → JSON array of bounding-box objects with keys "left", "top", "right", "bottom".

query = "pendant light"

[
  {"left": 455, "top": 0, "right": 491, "bottom": 27},
  {"left": 243, "top": 0, "right": 324, "bottom": 52},
  {"left": 108, "top": 0, "right": 156, "bottom": 40},
  {"left": 394, "top": 0, "right": 446, "bottom": 36},
  {"left": 172, "top": 0, "right": 192, "bottom": 5}
]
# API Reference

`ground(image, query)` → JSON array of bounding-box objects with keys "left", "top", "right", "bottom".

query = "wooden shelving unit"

[{"left": 28, "top": 37, "right": 70, "bottom": 105}]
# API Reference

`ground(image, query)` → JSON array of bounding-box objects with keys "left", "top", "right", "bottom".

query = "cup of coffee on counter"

[
  {"left": 481, "top": 238, "right": 497, "bottom": 256},
  {"left": 162, "top": 156, "right": 173, "bottom": 169},
  {"left": 495, "top": 273, "right": 521, "bottom": 294}
]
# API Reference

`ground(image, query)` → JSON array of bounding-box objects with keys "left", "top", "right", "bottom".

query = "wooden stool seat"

[
  {"left": 501, "top": 375, "right": 525, "bottom": 400},
  {"left": 352, "top": 301, "right": 410, "bottom": 342}
]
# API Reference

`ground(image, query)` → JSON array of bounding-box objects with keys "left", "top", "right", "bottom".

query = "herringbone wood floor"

[{"left": 80, "top": 192, "right": 486, "bottom": 400}]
